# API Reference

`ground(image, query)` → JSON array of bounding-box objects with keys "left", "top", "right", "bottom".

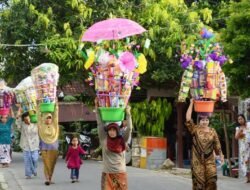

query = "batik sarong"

[
  {"left": 0, "top": 144, "right": 11, "bottom": 164},
  {"left": 101, "top": 172, "right": 128, "bottom": 190}
]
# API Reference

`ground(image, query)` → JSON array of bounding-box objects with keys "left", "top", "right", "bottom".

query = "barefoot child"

[{"left": 65, "top": 136, "right": 86, "bottom": 183}]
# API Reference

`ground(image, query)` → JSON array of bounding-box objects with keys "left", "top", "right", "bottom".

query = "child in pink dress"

[{"left": 65, "top": 136, "right": 86, "bottom": 183}]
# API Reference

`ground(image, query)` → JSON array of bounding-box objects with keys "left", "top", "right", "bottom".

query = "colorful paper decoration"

[
  {"left": 178, "top": 28, "right": 230, "bottom": 103},
  {"left": 83, "top": 42, "right": 147, "bottom": 108}
]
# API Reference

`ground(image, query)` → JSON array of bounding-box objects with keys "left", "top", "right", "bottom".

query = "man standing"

[{"left": 16, "top": 110, "right": 39, "bottom": 179}]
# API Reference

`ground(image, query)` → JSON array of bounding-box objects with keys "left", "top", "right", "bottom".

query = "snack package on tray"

[
  {"left": 219, "top": 71, "right": 227, "bottom": 102},
  {"left": 190, "top": 88, "right": 204, "bottom": 99},
  {"left": 178, "top": 65, "right": 193, "bottom": 102},
  {"left": 204, "top": 88, "right": 219, "bottom": 100}
]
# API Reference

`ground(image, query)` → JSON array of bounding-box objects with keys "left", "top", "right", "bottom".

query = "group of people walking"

[
  {"left": 0, "top": 99, "right": 249, "bottom": 190},
  {"left": 0, "top": 100, "right": 133, "bottom": 190}
]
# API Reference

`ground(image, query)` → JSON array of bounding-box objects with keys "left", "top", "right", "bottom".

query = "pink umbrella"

[{"left": 81, "top": 18, "right": 146, "bottom": 42}]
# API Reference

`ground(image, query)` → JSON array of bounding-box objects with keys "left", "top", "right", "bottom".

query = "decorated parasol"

[{"left": 81, "top": 18, "right": 147, "bottom": 121}]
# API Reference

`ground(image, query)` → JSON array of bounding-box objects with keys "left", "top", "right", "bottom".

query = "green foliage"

[
  {"left": 0, "top": 0, "right": 210, "bottom": 89},
  {"left": 210, "top": 112, "right": 235, "bottom": 139},
  {"left": 79, "top": 92, "right": 95, "bottom": 107},
  {"left": 0, "top": 0, "right": 92, "bottom": 85},
  {"left": 131, "top": 0, "right": 211, "bottom": 86},
  {"left": 3, "top": 0, "right": 246, "bottom": 98},
  {"left": 90, "top": 128, "right": 98, "bottom": 135},
  {"left": 131, "top": 98, "right": 172, "bottom": 137},
  {"left": 219, "top": 0, "right": 250, "bottom": 97},
  {"left": 63, "top": 95, "right": 77, "bottom": 102},
  {"left": 69, "top": 121, "right": 84, "bottom": 133}
]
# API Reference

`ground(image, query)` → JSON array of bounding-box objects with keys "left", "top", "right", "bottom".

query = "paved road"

[{"left": 0, "top": 153, "right": 249, "bottom": 190}]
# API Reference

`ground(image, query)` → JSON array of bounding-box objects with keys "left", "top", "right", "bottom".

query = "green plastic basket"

[
  {"left": 98, "top": 107, "right": 125, "bottom": 122},
  {"left": 39, "top": 103, "right": 55, "bottom": 113},
  {"left": 30, "top": 114, "right": 37, "bottom": 123}
]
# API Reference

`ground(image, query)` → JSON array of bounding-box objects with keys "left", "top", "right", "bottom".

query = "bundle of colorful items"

[
  {"left": 15, "top": 76, "right": 37, "bottom": 122},
  {"left": 0, "top": 80, "right": 15, "bottom": 116},
  {"left": 84, "top": 43, "right": 147, "bottom": 121},
  {"left": 178, "top": 28, "right": 230, "bottom": 113},
  {"left": 31, "top": 63, "right": 59, "bottom": 113}
]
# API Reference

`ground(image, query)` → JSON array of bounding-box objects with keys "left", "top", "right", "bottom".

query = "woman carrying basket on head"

[
  {"left": 185, "top": 99, "right": 224, "bottom": 190},
  {"left": 95, "top": 99, "right": 132, "bottom": 190},
  {"left": 38, "top": 103, "right": 59, "bottom": 186}
]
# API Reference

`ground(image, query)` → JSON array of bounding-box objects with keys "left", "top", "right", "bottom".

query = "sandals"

[
  {"left": 1, "top": 164, "right": 9, "bottom": 168},
  {"left": 44, "top": 181, "right": 50, "bottom": 186}
]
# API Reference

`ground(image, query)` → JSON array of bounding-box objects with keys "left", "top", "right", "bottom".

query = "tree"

[
  {"left": 210, "top": 110, "right": 235, "bottom": 176},
  {"left": 0, "top": 0, "right": 212, "bottom": 89},
  {"left": 0, "top": 0, "right": 93, "bottom": 85},
  {"left": 130, "top": 0, "right": 213, "bottom": 88},
  {"left": 131, "top": 98, "right": 172, "bottom": 137},
  {"left": 219, "top": 0, "right": 250, "bottom": 98}
]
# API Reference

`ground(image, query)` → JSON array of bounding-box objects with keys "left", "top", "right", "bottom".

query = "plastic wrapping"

[
  {"left": 0, "top": 79, "right": 15, "bottom": 116},
  {"left": 178, "top": 28, "right": 229, "bottom": 104},
  {"left": 31, "top": 63, "right": 59, "bottom": 104},
  {"left": 15, "top": 76, "right": 37, "bottom": 112}
]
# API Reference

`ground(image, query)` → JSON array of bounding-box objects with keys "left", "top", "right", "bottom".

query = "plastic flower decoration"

[
  {"left": 96, "top": 49, "right": 110, "bottom": 66},
  {"left": 118, "top": 51, "right": 136, "bottom": 73},
  {"left": 135, "top": 53, "right": 147, "bottom": 74},
  {"left": 200, "top": 28, "right": 214, "bottom": 39},
  {"left": 84, "top": 50, "right": 95, "bottom": 70}
]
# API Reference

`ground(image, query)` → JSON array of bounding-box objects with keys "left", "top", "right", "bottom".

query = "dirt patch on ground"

[{"left": 158, "top": 168, "right": 192, "bottom": 179}]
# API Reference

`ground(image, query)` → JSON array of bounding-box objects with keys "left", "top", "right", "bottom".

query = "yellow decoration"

[
  {"left": 84, "top": 51, "right": 95, "bottom": 70},
  {"left": 135, "top": 53, "right": 147, "bottom": 74}
]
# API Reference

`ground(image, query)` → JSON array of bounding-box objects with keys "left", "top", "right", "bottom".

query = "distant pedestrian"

[
  {"left": 0, "top": 109, "right": 15, "bottom": 168},
  {"left": 235, "top": 114, "right": 250, "bottom": 183},
  {"left": 95, "top": 99, "right": 132, "bottom": 190},
  {"left": 65, "top": 136, "right": 86, "bottom": 183},
  {"left": 16, "top": 109, "right": 39, "bottom": 179},
  {"left": 185, "top": 99, "right": 224, "bottom": 190}
]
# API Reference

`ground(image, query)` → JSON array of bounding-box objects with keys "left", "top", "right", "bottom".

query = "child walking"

[{"left": 65, "top": 136, "right": 86, "bottom": 183}]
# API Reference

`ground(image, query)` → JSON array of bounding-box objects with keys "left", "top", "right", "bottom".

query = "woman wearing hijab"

[
  {"left": 95, "top": 100, "right": 132, "bottom": 190},
  {"left": 38, "top": 104, "right": 59, "bottom": 186}
]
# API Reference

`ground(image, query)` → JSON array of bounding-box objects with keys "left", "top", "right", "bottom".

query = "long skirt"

[
  {"left": 23, "top": 150, "right": 39, "bottom": 177},
  {"left": 41, "top": 150, "right": 58, "bottom": 179},
  {"left": 192, "top": 163, "right": 217, "bottom": 190},
  {"left": 101, "top": 172, "right": 128, "bottom": 190},
  {"left": 0, "top": 144, "right": 11, "bottom": 164}
]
